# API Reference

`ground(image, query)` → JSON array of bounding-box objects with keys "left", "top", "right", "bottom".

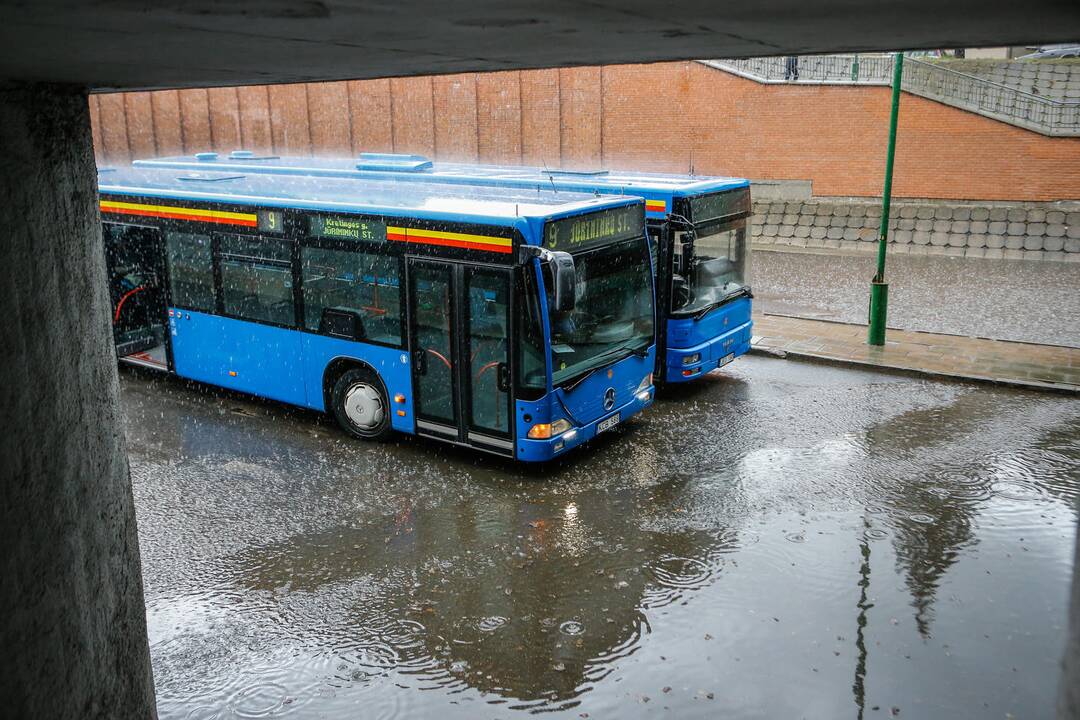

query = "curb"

[{"left": 748, "top": 345, "right": 1079, "bottom": 395}]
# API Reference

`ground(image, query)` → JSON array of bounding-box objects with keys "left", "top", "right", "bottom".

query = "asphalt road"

[{"left": 122, "top": 356, "right": 1080, "bottom": 720}]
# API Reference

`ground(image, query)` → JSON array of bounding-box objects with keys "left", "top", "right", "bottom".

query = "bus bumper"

[
  {"left": 665, "top": 318, "right": 753, "bottom": 383},
  {"left": 515, "top": 387, "right": 655, "bottom": 462}
]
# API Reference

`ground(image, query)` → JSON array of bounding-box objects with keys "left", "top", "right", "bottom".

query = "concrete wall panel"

[
  {"left": 348, "top": 79, "right": 393, "bottom": 154},
  {"left": 307, "top": 81, "right": 352, "bottom": 155},
  {"left": 96, "top": 92, "right": 130, "bottom": 164},
  {"left": 123, "top": 91, "right": 156, "bottom": 160},
  {"left": 177, "top": 88, "right": 211, "bottom": 154},
  {"left": 390, "top": 76, "right": 435, "bottom": 156},
  {"left": 206, "top": 87, "right": 242, "bottom": 153},
  {"left": 476, "top": 71, "right": 522, "bottom": 164},
  {"left": 267, "top": 84, "right": 312, "bottom": 155},
  {"left": 520, "top": 68, "right": 562, "bottom": 168},
  {"left": 433, "top": 74, "right": 479, "bottom": 162},
  {"left": 558, "top": 66, "right": 602, "bottom": 170},
  {"left": 150, "top": 89, "right": 184, "bottom": 157},
  {"left": 236, "top": 85, "right": 273, "bottom": 155}
]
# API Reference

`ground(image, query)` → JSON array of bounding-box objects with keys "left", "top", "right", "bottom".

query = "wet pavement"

[
  {"left": 122, "top": 358, "right": 1080, "bottom": 720},
  {"left": 753, "top": 250, "right": 1080, "bottom": 347}
]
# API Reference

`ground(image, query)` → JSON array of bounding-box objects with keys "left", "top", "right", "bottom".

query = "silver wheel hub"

[{"left": 343, "top": 383, "right": 384, "bottom": 430}]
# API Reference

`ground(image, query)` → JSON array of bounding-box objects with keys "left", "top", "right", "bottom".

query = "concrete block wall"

[{"left": 751, "top": 200, "right": 1080, "bottom": 261}]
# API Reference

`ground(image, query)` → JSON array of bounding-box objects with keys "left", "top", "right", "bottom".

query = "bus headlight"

[
  {"left": 682, "top": 353, "right": 701, "bottom": 365},
  {"left": 528, "top": 418, "right": 573, "bottom": 439},
  {"left": 636, "top": 373, "right": 653, "bottom": 392}
]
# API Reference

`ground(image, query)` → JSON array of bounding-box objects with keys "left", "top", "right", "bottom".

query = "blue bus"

[
  {"left": 137, "top": 152, "right": 753, "bottom": 383},
  {"left": 99, "top": 166, "right": 656, "bottom": 461}
]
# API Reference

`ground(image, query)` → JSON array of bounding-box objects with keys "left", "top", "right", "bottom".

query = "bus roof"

[
  {"left": 134, "top": 152, "right": 750, "bottom": 219},
  {"left": 98, "top": 165, "right": 643, "bottom": 236}
]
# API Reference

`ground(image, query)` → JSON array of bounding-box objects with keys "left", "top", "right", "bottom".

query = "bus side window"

[
  {"left": 218, "top": 235, "right": 296, "bottom": 327},
  {"left": 300, "top": 245, "right": 402, "bottom": 346},
  {"left": 164, "top": 232, "right": 215, "bottom": 312}
]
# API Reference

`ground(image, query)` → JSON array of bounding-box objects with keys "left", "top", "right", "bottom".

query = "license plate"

[
  {"left": 718, "top": 352, "right": 735, "bottom": 368},
  {"left": 597, "top": 414, "right": 621, "bottom": 433}
]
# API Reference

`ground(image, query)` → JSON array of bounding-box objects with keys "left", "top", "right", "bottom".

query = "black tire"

[{"left": 331, "top": 367, "right": 393, "bottom": 441}]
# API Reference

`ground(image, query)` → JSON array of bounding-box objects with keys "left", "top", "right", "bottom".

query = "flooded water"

[
  {"left": 122, "top": 357, "right": 1080, "bottom": 719},
  {"left": 754, "top": 250, "right": 1080, "bottom": 346}
]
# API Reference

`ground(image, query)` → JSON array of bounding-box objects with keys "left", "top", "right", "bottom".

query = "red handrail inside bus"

[
  {"left": 426, "top": 348, "right": 452, "bottom": 369},
  {"left": 113, "top": 286, "right": 146, "bottom": 324}
]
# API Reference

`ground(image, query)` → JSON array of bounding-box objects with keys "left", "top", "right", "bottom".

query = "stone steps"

[{"left": 750, "top": 199, "right": 1080, "bottom": 261}]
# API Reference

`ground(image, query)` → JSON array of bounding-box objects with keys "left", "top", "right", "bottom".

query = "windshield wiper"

[
  {"left": 690, "top": 286, "right": 753, "bottom": 320},
  {"left": 558, "top": 340, "right": 649, "bottom": 391}
]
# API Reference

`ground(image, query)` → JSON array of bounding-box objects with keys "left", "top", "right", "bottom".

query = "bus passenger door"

[
  {"left": 104, "top": 223, "right": 170, "bottom": 370},
  {"left": 407, "top": 259, "right": 514, "bottom": 457}
]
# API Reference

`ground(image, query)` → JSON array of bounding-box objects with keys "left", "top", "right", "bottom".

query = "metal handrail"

[
  {"left": 702, "top": 56, "right": 1080, "bottom": 136},
  {"left": 905, "top": 58, "right": 1077, "bottom": 105}
]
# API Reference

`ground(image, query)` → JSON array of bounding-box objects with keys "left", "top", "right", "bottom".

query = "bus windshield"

[
  {"left": 672, "top": 221, "right": 750, "bottom": 315},
  {"left": 548, "top": 237, "right": 654, "bottom": 387}
]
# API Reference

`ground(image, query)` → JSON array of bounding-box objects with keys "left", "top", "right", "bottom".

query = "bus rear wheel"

[{"left": 331, "top": 368, "right": 392, "bottom": 441}]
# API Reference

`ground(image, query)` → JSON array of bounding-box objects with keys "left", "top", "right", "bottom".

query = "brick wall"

[{"left": 90, "top": 61, "right": 1080, "bottom": 202}]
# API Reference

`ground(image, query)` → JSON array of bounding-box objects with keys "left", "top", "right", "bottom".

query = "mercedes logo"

[{"left": 603, "top": 387, "right": 616, "bottom": 411}]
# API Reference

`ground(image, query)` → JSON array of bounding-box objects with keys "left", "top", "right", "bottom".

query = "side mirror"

[{"left": 549, "top": 251, "right": 576, "bottom": 313}]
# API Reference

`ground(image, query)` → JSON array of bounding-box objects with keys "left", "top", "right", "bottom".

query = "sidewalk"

[{"left": 751, "top": 313, "right": 1080, "bottom": 393}]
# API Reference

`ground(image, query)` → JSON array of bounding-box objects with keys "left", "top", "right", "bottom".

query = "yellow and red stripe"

[
  {"left": 386, "top": 226, "right": 512, "bottom": 254},
  {"left": 100, "top": 200, "right": 258, "bottom": 228},
  {"left": 645, "top": 199, "right": 667, "bottom": 213}
]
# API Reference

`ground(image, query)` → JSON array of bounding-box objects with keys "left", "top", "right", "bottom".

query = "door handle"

[
  {"left": 496, "top": 362, "right": 510, "bottom": 393},
  {"left": 414, "top": 348, "right": 428, "bottom": 375}
]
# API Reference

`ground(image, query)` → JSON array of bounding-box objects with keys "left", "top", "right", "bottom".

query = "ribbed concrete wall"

[{"left": 90, "top": 61, "right": 1080, "bottom": 202}]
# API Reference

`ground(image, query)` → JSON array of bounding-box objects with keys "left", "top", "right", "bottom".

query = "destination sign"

[
  {"left": 543, "top": 204, "right": 644, "bottom": 252},
  {"left": 307, "top": 215, "right": 386, "bottom": 242},
  {"left": 689, "top": 188, "right": 751, "bottom": 224}
]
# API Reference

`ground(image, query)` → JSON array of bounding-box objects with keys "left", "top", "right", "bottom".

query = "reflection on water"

[{"left": 121, "top": 359, "right": 1080, "bottom": 719}]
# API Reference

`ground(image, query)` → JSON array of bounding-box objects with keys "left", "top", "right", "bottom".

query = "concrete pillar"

[
  {"left": 0, "top": 83, "right": 157, "bottom": 718},
  {"left": 1060, "top": 524, "right": 1080, "bottom": 719}
]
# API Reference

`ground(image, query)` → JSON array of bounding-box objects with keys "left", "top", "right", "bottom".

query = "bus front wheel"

[{"left": 331, "top": 368, "right": 392, "bottom": 441}]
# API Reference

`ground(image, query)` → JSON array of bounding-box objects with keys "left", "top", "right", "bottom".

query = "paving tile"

[{"left": 752, "top": 313, "right": 1078, "bottom": 393}]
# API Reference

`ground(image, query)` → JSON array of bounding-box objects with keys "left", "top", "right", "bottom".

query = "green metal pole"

[{"left": 868, "top": 52, "right": 904, "bottom": 346}]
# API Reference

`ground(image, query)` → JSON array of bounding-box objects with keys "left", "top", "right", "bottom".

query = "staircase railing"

[{"left": 701, "top": 56, "right": 1080, "bottom": 137}]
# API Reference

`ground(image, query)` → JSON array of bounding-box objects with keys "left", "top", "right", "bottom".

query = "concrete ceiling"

[{"left": 0, "top": 1, "right": 1077, "bottom": 91}]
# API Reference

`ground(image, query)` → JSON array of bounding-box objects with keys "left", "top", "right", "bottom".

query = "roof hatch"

[
  {"left": 356, "top": 152, "right": 433, "bottom": 172},
  {"left": 542, "top": 168, "right": 610, "bottom": 177},
  {"left": 176, "top": 173, "right": 245, "bottom": 183}
]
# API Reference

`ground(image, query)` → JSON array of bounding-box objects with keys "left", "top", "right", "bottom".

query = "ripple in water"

[
  {"left": 230, "top": 682, "right": 289, "bottom": 718},
  {"left": 864, "top": 527, "right": 889, "bottom": 541},
  {"left": 908, "top": 513, "right": 936, "bottom": 525},
  {"left": 559, "top": 620, "right": 585, "bottom": 636},
  {"left": 991, "top": 480, "right": 1048, "bottom": 503},
  {"left": 650, "top": 555, "right": 713, "bottom": 589},
  {"left": 477, "top": 616, "right": 509, "bottom": 633}
]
